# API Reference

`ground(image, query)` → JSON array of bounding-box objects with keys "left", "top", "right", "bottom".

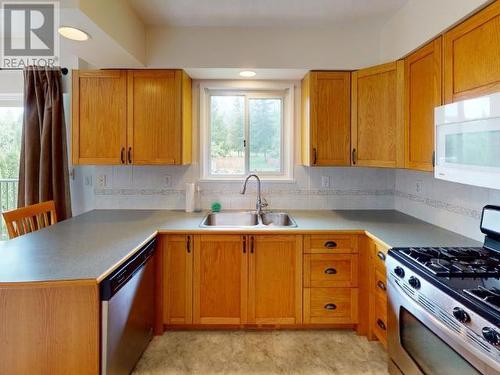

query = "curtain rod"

[{"left": 0, "top": 67, "right": 68, "bottom": 75}]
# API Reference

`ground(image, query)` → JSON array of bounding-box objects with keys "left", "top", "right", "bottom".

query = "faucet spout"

[{"left": 240, "top": 174, "right": 267, "bottom": 214}]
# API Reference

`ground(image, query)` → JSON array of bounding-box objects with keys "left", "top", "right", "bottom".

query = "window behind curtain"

[{"left": 0, "top": 97, "right": 23, "bottom": 240}]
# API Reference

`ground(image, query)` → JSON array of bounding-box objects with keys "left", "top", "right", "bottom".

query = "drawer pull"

[
  {"left": 377, "top": 280, "right": 386, "bottom": 291},
  {"left": 377, "top": 251, "right": 386, "bottom": 261},
  {"left": 324, "top": 303, "right": 337, "bottom": 310},
  {"left": 324, "top": 241, "right": 337, "bottom": 249},
  {"left": 377, "top": 319, "right": 386, "bottom": 330},
  {"left": 324, "top": 268, "right": 337, "bottom": 275}
]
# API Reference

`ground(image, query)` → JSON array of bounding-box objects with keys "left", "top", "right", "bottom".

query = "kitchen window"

[{"left": 200, "top": 83, "right": 294, "bottom": 181}]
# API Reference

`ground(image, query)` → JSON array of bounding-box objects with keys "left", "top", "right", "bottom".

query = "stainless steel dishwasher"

[{"left": 100, "top": 238, "right": 156, "bottom": 375}]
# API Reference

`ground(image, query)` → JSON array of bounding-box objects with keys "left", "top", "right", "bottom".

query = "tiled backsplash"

[
  {"left": 73, "top": 165, "right": 499, "bottom": 241},
  {"left": 88, "top": 165, "right": 396, "bottom": 211},
  {"left": 394, "top": 170, "right": 500, "bottom": 241}
]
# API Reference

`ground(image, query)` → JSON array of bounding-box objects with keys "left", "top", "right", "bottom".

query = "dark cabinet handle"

[
  {"left": 243, "top": 236, "right": 246, "bottom": 254},
  {"left": 377, "top": 251, "right": 386, "bottom": 261},
  {"left": 377, "top": 280, "right": 386, "bottom": 291},
  {"left": 324, "top": 303, "right": 337, "bottom": 310},
  {"left": 324, "top": 268, "right": 337, "bottom": 275},
  {"left": 324, "top": 241, "right": 337, "bottom": 249},
  {"left": 377, "top": 319, "right": 386, "bottom": 330},
  {"left": 128, "top": 147, "right": 132, "bottom": 164},
  {"left": 352, "top": 148, "right": 357, "bottom": 165},
  {"left": 313, "top": 148, "right": 317, "bottom": 165},
  {"left": 432, "top": 151, "right": 436, "bottom": 168},
  {"left": 120, "top": 147, "right": 125, "bottom": 164},
  {"left": 250, "top": 236, "right": 255, "bottom": 254},
  {"left": 186, "top": 235, "right": 191, "bottom": 253}
]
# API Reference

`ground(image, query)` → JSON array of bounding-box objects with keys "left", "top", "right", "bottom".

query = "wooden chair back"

[{"left": 2, "top": 201, "right": 58, "bottom": 239}]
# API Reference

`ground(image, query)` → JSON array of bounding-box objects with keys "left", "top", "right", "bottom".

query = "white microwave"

[{"left": 435, "top": 92, "right": 500, "bottom": 190}]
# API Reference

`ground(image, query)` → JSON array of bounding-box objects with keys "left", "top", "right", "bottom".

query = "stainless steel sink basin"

[
  {"left": 201, "top": 211, "right": 259, "bottom": 227},
  {"left": 200, "top": 211, "right": 297, "bottom": 228},
  {"left": 260, "top": 212, "right": 297, "bottom": 227}
]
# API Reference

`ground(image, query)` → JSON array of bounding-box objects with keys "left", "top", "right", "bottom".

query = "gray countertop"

[{"left": 0, "top": 209, "right": 481, "bottom": 283}]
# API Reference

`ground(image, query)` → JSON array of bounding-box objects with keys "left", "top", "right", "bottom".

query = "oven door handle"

[{"left": 387, "top": 277, "right": 500, "bottom": 374}]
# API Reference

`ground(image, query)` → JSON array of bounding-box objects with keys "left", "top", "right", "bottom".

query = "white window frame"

[{"left": 200, "top": 81, "right": 294, "bottom": 181}]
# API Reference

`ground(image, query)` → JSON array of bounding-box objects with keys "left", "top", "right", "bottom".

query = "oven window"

[
  {"left": 445, "top": 130, "right": 500, "bottom": 167},
  {"left": 400, "top": 307, "right": 481, "bottom": 375}
]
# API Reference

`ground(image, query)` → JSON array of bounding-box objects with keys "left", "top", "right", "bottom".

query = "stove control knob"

[
  {"left": 394, "top": 267, "right": 405, "bottom": 278},
  {"left": 408, "top": 276, "right": 421, "bottom": 289},
  {"left": 452, "top": 307, "right": 470, "bottom": 323},
  {"left": 482, "top": 327, "right": 500, "bottom": 346}
]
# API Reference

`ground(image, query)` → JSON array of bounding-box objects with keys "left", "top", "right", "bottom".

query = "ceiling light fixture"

[
  {"left": 239, "top": 70, "right": 256, "bottom": 78},
  {"left": 58, "top": 26, "right": 90, "bottom": 41}
]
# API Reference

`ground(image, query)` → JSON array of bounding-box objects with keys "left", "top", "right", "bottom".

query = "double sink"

[{"left": 200, "top": 211, "right": 297, "bottom": 228}]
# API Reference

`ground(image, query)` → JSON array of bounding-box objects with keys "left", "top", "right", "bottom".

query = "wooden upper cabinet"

[
  {"left": 193, "top": 235, "right": 248, "bottom": 325},
  {"left": 301, "top": 71, "right": 351, "bottom": 166},
  {"left": 72, "top": 70, "right": 127, "bottom": 165},
  {"left": 127, "top": 70, "right": 192, "bottom": 165},
  {"left": 247, "top": 235, "right": 303, "bottom": 325},
  {"left": 405, "top": 37, "right": 442, "bottom": 172},
  {"left": 72, "top": 69, "right": 192, "bottom": 165},
  {"left": 351, "top": 61, "right": 404, "bottom": 168},
  {"left": 163, "top": 235, "right": 193, "bottom": 325},
  {"left": 443, "top": 1, "right": 500, "bottom": 103}
]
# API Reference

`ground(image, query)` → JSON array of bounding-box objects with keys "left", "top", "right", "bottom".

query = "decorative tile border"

[{"left": 394, "top": 190, "right": 482, "bottom": 220}]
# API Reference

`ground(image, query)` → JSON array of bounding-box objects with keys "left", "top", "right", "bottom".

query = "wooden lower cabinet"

[
  {"left": 193, "top": 235, "right": 248, "bottom": 324},
  {"left": 160, "top": 233, "right": 371, "bottom": 337},
  {"left": 248, "top": 235, "right": 303, "bottom": 324},
  {"left": 163, "top": 235, "right": 193, "bottom": 325},
  {"left": 368, "top": 238, "right": 389, "bottom": 347}
]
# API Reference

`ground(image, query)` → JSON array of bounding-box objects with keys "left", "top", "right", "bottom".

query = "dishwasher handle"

[{"left": 100, "top": 237, "right": 156, "bottom": 301}]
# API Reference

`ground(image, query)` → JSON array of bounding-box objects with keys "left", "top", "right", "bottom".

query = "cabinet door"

[
  {"left": 303, "top": 71, "right": 351, "bottom": 166},
  {"left": 351, "top": 61, "right": 404, "bottom": 168},
  {"left": 193, "top": 235, "right": 248, "bottom": 324},
  {"left": 248, "top": 235, "right": 302, "bottom": 324},
  {"left": 127, "top": 70, "right": 183, "bottom": 165},
  {"left": 72, "top": 70, "right": 127, "bottom": 165},
  {"left": 163, "top": 235, "right": 193, "bottom": 325},
  {"left": 443, "top": 1, "right": 500, "bottom": 103},
  {"left": 405, "top": 38, "right": 442, "bottom": 171}
]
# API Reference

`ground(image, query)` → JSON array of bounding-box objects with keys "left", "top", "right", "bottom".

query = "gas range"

[
  {"left": 394, "top": 245, "right": 500, "bottom": 317},
  {"left": 387, "top": 205, "right": 500, "bottom": 375}
]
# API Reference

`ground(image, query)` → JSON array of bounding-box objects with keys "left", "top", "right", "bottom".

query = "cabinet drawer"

[
  {"left": 304, "top": 254, "right": 358, "bottom": 288},
  {"left": 373, "top": 268, "right": 387, "bottom": 300},
  {"left": 304, "top": 235, "right": 358, "bottom": 254},
  {"left": 371, "top": 241, "right": 388, "bottom": 272},
  {"left": 304, "top": 288, "right": 358, "bottom": 324},
  {"left": 373, "top": 294, "right": 387, "bottom": 345}
]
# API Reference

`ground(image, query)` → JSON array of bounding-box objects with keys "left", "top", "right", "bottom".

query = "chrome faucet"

[{"left": 240, "top": 174, "right": 268, "bottom": 214}]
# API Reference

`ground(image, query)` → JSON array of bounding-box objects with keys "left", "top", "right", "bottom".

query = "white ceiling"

[{"left": 128, "top": 0, "right": 408, "bottom": 28}]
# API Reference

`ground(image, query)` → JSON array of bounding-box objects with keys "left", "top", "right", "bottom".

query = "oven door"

[{"left": 387, "top": 276, "right": 498, "bottom": 375}]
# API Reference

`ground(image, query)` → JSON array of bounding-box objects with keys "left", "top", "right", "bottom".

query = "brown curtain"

[{"left": 18, "top": 67, "right": 72, "bottom": 220}]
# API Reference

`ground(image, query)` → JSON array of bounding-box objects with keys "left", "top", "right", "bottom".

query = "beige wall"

[
  {"left": 146, "top": 22, "right": 383, "bottom": 70},
  {"left": 379, "top": 0, "right": 491, "bottom": 61}
]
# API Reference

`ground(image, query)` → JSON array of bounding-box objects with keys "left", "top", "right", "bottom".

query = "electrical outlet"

[
  {"left": 84, "top": 175, "right": 93, "bottom": 186},
  {"left": 164, "top": 175, "right": 172, "bottom": 188},
  {"left": 321, "top": 176, "right": 330, "bottom": 188},
  {"left": 97, "top": 174, "right": 107, "bottom": 188},
  {"left": 415, "top": 180, "right": 423, "bottom": 194}
]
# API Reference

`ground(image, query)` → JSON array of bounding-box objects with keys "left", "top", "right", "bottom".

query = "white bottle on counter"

[{"left": 185, "top": 183, "right": 195, "bottom": 212}]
